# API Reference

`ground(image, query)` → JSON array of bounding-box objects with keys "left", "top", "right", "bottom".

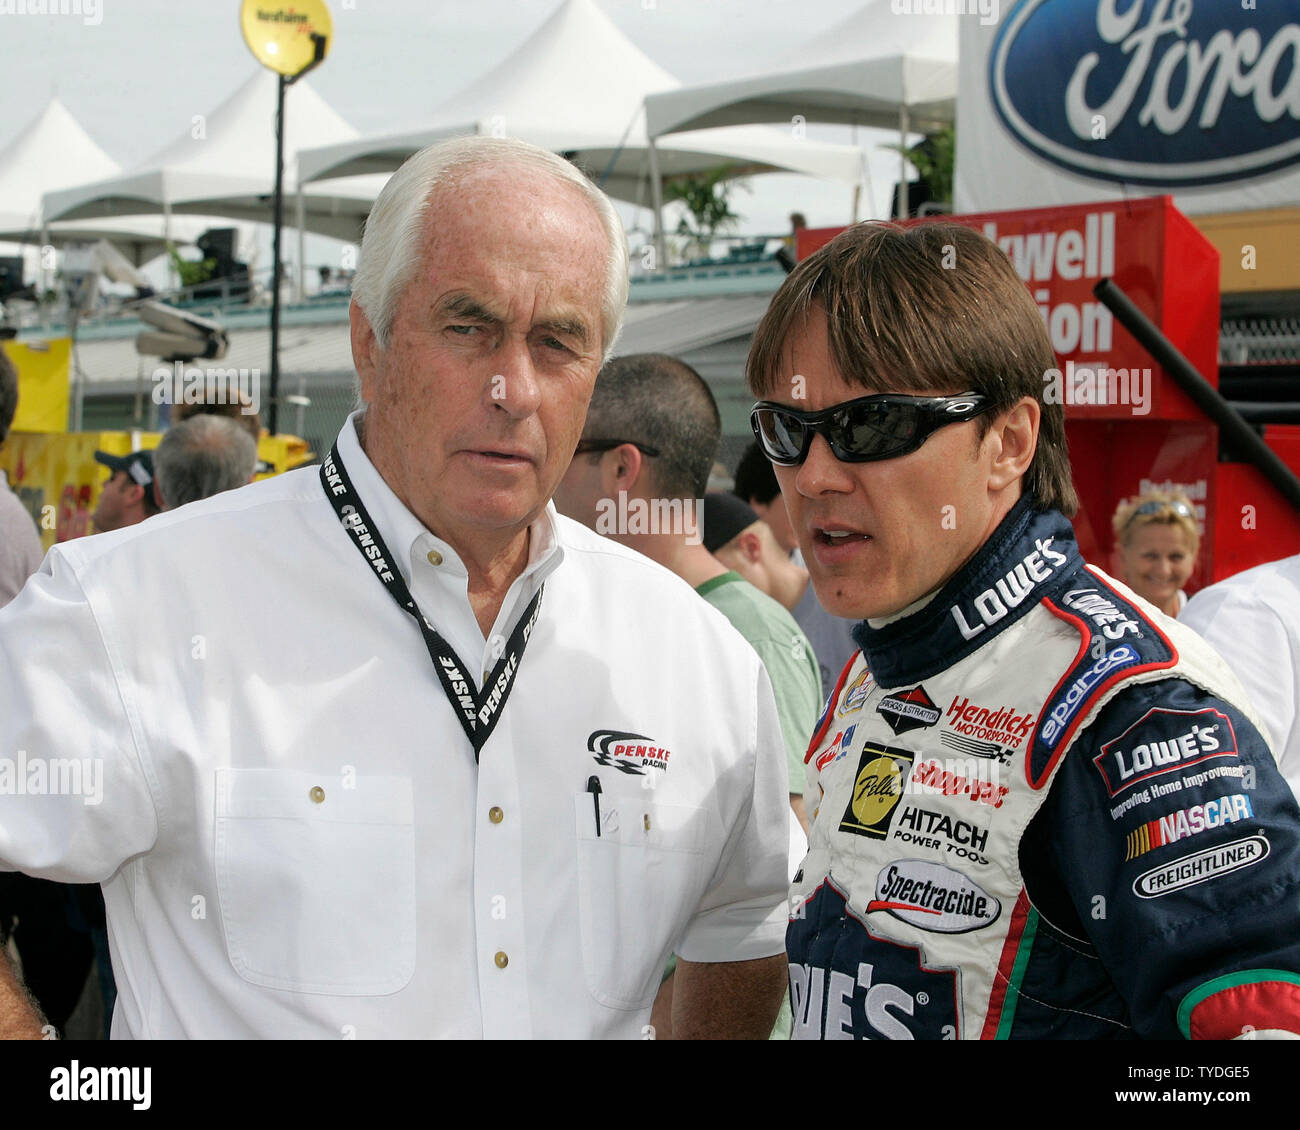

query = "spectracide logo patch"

[
  {"left": 839, "top": 742, "right": 914, "bottom": 840},
  {"left": 868, "top": 859, "right": 1001, "bottom": 934}
]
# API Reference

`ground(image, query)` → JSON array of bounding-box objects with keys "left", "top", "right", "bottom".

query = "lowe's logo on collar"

[
  {"left": 990, "top": 0, "right": 1300, "bottom": 187},
  {"left": 951, "top": 537, "right": 1067, "bottom": 641}
]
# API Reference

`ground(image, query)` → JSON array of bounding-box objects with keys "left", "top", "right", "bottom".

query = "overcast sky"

[{"left": 1, "top": 0, "right": 910, "bottom": 269}]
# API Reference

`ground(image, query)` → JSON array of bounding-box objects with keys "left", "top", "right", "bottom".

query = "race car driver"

[{"left": 747, "top": 219, "right": 1300, "bottom": 1040}]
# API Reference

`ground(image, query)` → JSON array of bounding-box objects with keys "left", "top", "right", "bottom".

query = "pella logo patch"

[
  {"left": 1094, "top": 707, "right": 1237, "bottom": 797},
  {"left": 839, "top": 742, "right": 914, "bottom": 840},
  {"left": 587, "top": 729, "right": 672, "bottom": 776},
  {"left": 877, "top": 685, "right": 941, "bottom": 735},
  {"left": 869, "top": 859, "right": 1002, "bottom": 934}
]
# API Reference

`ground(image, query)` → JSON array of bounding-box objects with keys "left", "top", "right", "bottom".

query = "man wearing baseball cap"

[{"left": 91, "top": 449, "right": 160, "bottom": 533}]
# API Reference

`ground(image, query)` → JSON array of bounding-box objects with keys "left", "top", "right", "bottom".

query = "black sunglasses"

[
  {"left": 574, "top": 438, "right": 661, "bottom": 457},
  {"left": 750, "top": 392, "right": 990, "bottom": 466}
]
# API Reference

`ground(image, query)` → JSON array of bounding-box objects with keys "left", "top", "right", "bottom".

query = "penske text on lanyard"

[{"left": 320, "top": 443, "right": 543, "bottom": 761}]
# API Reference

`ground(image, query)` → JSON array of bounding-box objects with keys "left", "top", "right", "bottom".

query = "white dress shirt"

[
  {"left": 1183, "top": 554, "right": 1300, "bottom": 801},
  {"left": 0, "top": 413, "right": 789, "bottom": 1038}
]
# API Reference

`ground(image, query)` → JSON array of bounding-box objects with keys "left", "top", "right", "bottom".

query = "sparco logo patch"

[
  {"left": 877, "top": 686, "right": 940, "bottom": 735},
  {"left": 587, "top": 730, "right": 672, "bottom": 776},
  {"left": 945, "top": 695, "right": 1036, "bottom": 749},
  {"left": 838, "top": 743, "right": 914, "bottom": 840},
  {"left": 869, "top": 860, "right": 1001, "bottom": 934},
  {"left": 1094, "top": 707, "right": 1237, "bottom": 797},
  {"left": 1124, "top": 793, "right": 1255, "bottom": 861},
  {"left": 1132, "top": 835, "right": 1270, "bottom": 899},
  {"left": 1041, "top": 644, "right": 1139, "bottom": 748}
]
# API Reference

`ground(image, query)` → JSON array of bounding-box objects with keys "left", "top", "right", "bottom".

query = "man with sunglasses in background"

[{"left": 753, "top": 220, "right": 1300, "bottom": 1040}]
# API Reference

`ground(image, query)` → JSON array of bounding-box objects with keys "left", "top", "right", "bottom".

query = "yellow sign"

[
  {"left": 240, "top": 0, "right": 332, "bottom": 77},
  {"left": 3, "top": 338, "right": 70, "bottom": 434}
]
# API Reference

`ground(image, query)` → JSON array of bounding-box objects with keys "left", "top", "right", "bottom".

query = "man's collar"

[
  {"left": 851, "top": 497, "right": 1081, "bottom": 688},
  {"left": 336, "top": 410, "right": 564, "bottom": 589}
]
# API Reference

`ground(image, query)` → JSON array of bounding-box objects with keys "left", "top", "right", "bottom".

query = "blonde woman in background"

[{"left": 1111, "top": 490, "right": 1200, "bottom": 617}]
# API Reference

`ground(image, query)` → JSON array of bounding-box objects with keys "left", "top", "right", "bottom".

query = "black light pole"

[{"left": 267, "top": 32, "right": 327, "bottom": 436}]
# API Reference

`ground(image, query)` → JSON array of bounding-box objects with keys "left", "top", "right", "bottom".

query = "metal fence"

[{"left": 1220, "top": 316, "right": 1300, "bottom": 364}]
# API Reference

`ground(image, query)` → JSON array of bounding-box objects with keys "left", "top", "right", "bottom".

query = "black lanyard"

[{"left": 320, "top": 442, "right": 543, "bottom": 760}]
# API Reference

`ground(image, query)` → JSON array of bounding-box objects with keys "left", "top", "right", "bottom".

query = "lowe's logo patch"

[{"left": 990, "top": 0, "right": 1300, "bottom": 187}]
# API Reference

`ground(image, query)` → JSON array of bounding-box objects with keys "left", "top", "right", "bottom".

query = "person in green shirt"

[
  {"left": 554, "top": 353, "right": 822, "bottom": 1039},
  {"left": 700, "top": 492, "right": 823, "bottom": 830}
]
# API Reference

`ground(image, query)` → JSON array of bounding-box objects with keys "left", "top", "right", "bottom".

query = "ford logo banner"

[{"left": 990, "top": 0, "right": 1300, "bottom": 187}]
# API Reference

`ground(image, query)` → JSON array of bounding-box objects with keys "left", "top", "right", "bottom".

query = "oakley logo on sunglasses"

[{"left": 750, "top": 393, "right": 991, "bottom": 465}]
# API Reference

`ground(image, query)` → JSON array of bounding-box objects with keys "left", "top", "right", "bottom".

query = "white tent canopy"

[
  {"left": 297, "top": 0, "right": 865, "bottom": 212},
  {"left": 644, "top": 0, "right": 957, "bottom": 137},
  {"left": 0, "top": 98, "right": 259, "bottom": 282},
  {"left": 40, "top": 69, "right": 382, "bottom": 242},
  {"left": 0, "top": 97, "right": 120, "bottom": 238}
]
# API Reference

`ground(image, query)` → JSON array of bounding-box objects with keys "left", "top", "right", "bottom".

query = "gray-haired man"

[
  {"left": 154, "top": 415, "right": 257, "bottom": 511},
  {"left": 0, "top": 137, "right": 789, "bottom": 1039}
]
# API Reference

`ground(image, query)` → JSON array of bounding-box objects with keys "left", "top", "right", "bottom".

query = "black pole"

[
  {"left": 1093, "top": 277, "right": 1300, "bottom": 514},
  {"left": 268, "top": 71, "right": 287, "bottom": 436}
]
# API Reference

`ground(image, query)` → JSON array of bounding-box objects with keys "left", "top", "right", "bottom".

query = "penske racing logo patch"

[{"left": 587, "top": 730, "right": 672, "bottom": 776}]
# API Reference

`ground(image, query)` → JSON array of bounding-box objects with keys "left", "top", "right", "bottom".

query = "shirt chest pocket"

[
  {"left": 573, "top": 792, "right": 710, "bottom": 1010},
  {"left": 215, "top": 768, "right": 416, "bottom": 996}
]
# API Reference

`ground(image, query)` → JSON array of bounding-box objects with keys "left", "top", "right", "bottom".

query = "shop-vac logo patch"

[
  {"left": 869, "top": 860, "right": 1001, "bottom": 934},
  {"left": 878, "top": 686, "right": 941, "bottom": 735},
  {"left": 989, "top": 0, "right": 1300, "bottom": 187},
  {"left": 839, "top": 743, "right": 914, "bottom": 840},
  {"left": 587, "top": 730, "right": 672, "bottom": 776}
]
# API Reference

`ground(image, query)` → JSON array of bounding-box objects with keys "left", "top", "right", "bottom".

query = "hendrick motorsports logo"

[
  {"left": 869, "top": 859, "right": 1001, "bottom": 934},
  {"left": 1132, "top": 835, "right": 1269, "bottom": 899},
  {"left": 587, "top": 730, "right": 672, "bottom": 776}
]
